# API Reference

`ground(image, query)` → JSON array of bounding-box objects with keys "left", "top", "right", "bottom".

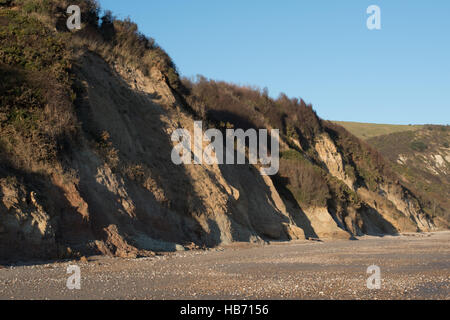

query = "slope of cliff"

[
  {"left": 0, "top": 0, "right": 444, "bottom": 262},
  {"left": 184, "top": 78, "right": 439, "bottom": 238},
  {"left": 367, "top": 126, "right": 450, "bottom": 227}
]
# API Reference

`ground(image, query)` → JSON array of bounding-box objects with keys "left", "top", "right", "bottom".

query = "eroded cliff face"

[
  {"left": 315, "top": 134, "right": 355, "bottom": 190},
  {"left": 302, "top": 207, "right": 351, "bottom": 240},
  {"left": 312, "top": 132, "right": 435, "bottom": 234},
  {"left": 0, "top": 50, "right": 438, "bottom": 261},
  {"left": 0, "top": 49, "right": 440, "bottom": 262},
  {"left": 367, "top": 128, "right": 450, "bottom": 229},
  {"left": 0, "top": 178, "right": 57, "bottom": 260},
  {"left": 0, "top": 51, "right": 312, "bottom": 261}
]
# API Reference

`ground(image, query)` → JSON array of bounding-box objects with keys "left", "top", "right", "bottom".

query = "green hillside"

[{"left": 333, "top": 121, "right": 423, "bottom": 140}]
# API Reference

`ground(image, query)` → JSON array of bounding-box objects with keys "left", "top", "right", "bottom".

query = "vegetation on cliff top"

[
  {"left": 0, "top": 0, "right": 186, "bottom": 173},
  {"left": 0, "top": 7, "right": 76, "bottom": 173},
  {"left": 333, "top": 121, "right": 424, "bottom": 140}
]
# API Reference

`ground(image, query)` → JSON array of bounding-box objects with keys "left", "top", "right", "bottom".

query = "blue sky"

[{"left": 97, "top": 0, "right": 449, "bottom": 125}]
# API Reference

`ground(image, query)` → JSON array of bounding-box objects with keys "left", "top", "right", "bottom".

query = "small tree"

[
  {"left": 410, "top": 141, "right": 428, "bottom": 152},
  {"left": 100, "top": 10, "right": 115, "bottom": 41}
]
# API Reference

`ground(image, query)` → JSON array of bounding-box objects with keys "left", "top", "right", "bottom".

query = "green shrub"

[
  {"left": 0, "top": 8, "right": 75, "bottom": 170},
  {"left": 280, "top": 149, "right": 306, "bottom": 161},
  {"left": 279, "top": 157, "right": 330, "bottom": 208},
  {"left": 410, "top": 140, "right": 428, "bottom": 152}
]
